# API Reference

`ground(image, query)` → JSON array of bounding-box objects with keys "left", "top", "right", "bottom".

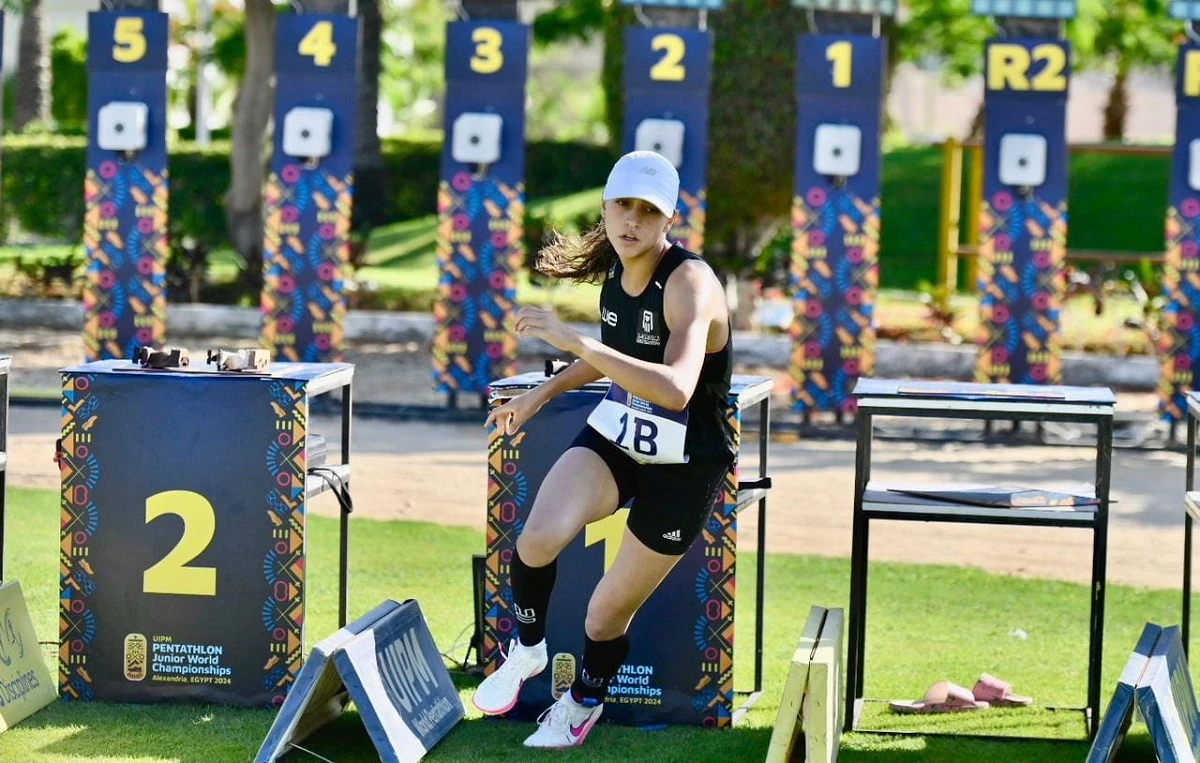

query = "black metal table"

[{"left": 845, "top": 378, "right": 1115, "bottom": 740}]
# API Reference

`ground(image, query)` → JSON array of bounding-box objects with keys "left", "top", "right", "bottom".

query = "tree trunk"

[
  {"left": 226, "top": 0, "right": 276, "bottom": 292},
  {"left": 967, "top": 100, "right": 986, "bottom": 141},
  {"left": 350, "top": 0, "right": 387, "bottom": 264},
  {"left": 1102, "top": 65, "right": 1129, "bottom": 142},
  {"left": 14, "top": 0, "right": 50, "bottom": 132}
]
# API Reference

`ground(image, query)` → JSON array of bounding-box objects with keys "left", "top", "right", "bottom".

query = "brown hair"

[{"left": 533, "top": 222, "right": 617, "bottom": 284}]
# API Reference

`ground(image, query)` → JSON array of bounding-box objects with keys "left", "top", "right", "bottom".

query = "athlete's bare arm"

[{"left": 516, "top": 261, "right": 719, "bottom": 412}]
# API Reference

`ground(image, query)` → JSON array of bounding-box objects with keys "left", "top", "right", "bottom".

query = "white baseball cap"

[{"left": 602, "top": 150, "right": 680, "bottom": 218}]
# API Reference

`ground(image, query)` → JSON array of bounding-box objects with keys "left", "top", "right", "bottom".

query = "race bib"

[{"left": 586, "top": 382, "right": 689, "bottom": 464}]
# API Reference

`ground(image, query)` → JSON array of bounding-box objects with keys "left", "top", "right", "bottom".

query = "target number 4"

[
  {"left": 299, "top": 21, "right": 337, "bottom": 67},
  {"left": 143, "top": 491, "right": 218, "bottom": 597}
]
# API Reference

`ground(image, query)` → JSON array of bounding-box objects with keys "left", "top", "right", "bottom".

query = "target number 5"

[
  {"left": 143, "top": 491, "right": 217, "bottom": 597},
  {"left": 650, "top": 33, "right": 686, "bottom": 82},
  {"left": 470, "top": 27, "right": 504, "bottom": 74},
  {"left": 299, "top": 21, "right": 337, "bottom": 67},
  {"left": 113, "top": 17, "right": 146, "bottom": 63}
]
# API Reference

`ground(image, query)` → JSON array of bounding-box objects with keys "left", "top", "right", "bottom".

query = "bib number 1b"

[{"left": 586, "top": 381, "right": 688, "bottom": 465}]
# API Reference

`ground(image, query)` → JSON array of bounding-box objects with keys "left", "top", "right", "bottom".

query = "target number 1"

[
  {"left": 143, "top": 491, "right": 217, "bottom": 597},
  {"left": 826, "top": 40, "right": 853, "bottom": 88},
  {"left": 1185, "top": 50, "right": 1200, "bottom": 97}
]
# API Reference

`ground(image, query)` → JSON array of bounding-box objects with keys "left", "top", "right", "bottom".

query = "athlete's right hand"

[{"left": 485, "top": 391, "right": 543, "bottom": 435}]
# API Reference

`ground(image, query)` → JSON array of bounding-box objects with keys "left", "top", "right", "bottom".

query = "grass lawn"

[{"left": 0, "top": 486, "right": 1170, "bottom": 761}]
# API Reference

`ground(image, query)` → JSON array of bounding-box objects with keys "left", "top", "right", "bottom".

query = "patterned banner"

[
  {"left": 261, "top": 14, "right": 359, "bottom": 363},
  {"left": 975, "top": 38, "right": 1070, "bottom": 385},
  {"left": 83, "top": 11, "right": 169, "bottom": 362},
  {"left": 1159, "top": 43, "right": 1200, "bottom": 422},
  {"left": 483, "top": 377, "right": 747, "bottom": 727},
  {"left": 433, "top": 21, "right": 529, "bottom": 395},
  {"left": 623, "top": 27, "right": 713, "bottom": 252},
  {"left": 789, "top": 34, "right": 884, "bottom": 414},
  {"left": 58, "top": 364, "right": 320, "bottom": 708}
]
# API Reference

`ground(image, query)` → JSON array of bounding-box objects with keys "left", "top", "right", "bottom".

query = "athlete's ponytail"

[{"left": 533, "top": 222, "right": 617, "bottom": 284}]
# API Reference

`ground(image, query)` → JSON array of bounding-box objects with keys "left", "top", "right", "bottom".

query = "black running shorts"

[{"left": 569, "top": 425, "right": 733, "bottom": 556}]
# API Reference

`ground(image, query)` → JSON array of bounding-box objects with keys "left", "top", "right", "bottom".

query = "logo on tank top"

[
  {"left": 602, "top": 307, "right": 618, "bottom": 327},
  {"left": 636, "top": 310, "right": 661, "bottom": 346}
]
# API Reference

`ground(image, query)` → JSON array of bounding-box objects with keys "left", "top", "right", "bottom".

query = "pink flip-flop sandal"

[
  {"left": 888, "top": 680, "right": 990, "bottom": 714},
  {"left": 971, "top": 673, "right": 1033, "bottom": 707}
]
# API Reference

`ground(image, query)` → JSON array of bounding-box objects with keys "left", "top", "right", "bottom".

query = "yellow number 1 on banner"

[
  {"left": 299, "top": 21, "right": 337, "bottom": 67},
  {"left": 826, "top": 40, "right": 853, "bottom": 88}
]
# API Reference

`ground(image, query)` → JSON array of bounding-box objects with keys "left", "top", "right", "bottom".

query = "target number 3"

[
  {"left": 143, "top": 491, "right": 217, "bottom": 597},
  {"left": 113, "top": 17, "right": 146, "bottom": 64},
  {"left": 650, "top": 33, "right": 686, "bottom": 82},
  {"left": 299, "top": 21, "right": 337, "bottom": 67},
  {"left": 470, "top": 27, "right": 504, "bottom": 74}
]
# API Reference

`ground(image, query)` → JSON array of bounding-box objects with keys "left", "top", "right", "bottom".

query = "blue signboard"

[
  {"left": 792, "top": 0, "right": 897, "bottom": 13},
  {"left": 790, "top": 34, "right": 885, "bottom": 415},
  {"left": 1087, "top": 623, "right": 1162, "bottom": 762},
  {"left": 433, "top": 20, "right": 529, "bottom": 396},
  {"left": 976, "top": 37, "right": 1071, "bottom": 386},
  {"left": 1136, "top": 626, "right": 1200, "bottom": 762},
  {"left": 83, "top": 11, "right": 169, "bottom": 361},
  {"left": 619, "top": 0, "right": 723, "bottom": 7}
]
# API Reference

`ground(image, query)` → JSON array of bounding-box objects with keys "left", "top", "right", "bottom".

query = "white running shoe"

[
  {"left": 472, "top": 639, "right": 547, "bottom": 715},
  {"left": 523, "top": 693, "right": 604, "bottom": 749}
]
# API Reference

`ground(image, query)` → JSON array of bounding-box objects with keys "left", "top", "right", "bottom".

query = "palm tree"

[{"left": 13, "top": 0, "right": 50, "bottom": 131}]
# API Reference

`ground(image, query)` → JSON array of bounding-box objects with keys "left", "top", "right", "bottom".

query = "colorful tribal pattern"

[
  {"left": 59, "top": 374, "right": 102, "bottom": 700},
  {"left": 432, "top": 175, "right": 523, "bottom": 394},
  {"left": 976, "top": 193, "right": 1067, "bottom": 385},
  {"left": 690, "top": 399, "right": 739, "bottom": 727},
  {"left": 789, "top": 187, "right": 880, "bottom": 414},
  {"left": 82, "top": 163, "right": 168, "bottom": 361},
  {"left": 672, "top": 188, "right": 707, "bottom": 253},
  {"left": 261, "top": 381, "right": 307, "bottom": 707},
  {"left": 261, "top": 167, "right": 352, "bottom": 363},
  {"left": 484, "top": 426, "right": 527, "bottom": 672},
  {"left": 1160, "top": 203, "right": 1200, "bottom": 421}
]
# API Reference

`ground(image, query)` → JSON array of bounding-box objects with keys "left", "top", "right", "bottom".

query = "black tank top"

[{"left": 598, "top": 244, "right": 735, "bottom": 462}]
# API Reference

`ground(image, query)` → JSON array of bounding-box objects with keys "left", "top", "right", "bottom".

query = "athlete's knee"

[
  {"left": 515, "top": 524, "right": 569, "bottom": 568},
  {"left": 584, "top": 587, "right": 634, "bottom": 641}
]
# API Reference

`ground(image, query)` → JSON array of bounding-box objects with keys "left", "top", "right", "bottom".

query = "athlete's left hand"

[{"left": 515, "top": 306, "right": 583, "bottom": 355}]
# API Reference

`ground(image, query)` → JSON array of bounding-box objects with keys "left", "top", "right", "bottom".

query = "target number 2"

[
  {"left": 650, "top": 34, "right": 686, "bottom": 82},
  {"left": 143, "top": 491, "right": 217, "bottom": 597}
]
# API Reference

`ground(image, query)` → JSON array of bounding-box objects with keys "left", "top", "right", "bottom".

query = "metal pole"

[
  {"left": 339, "top": 382, "right": 353, "bottom": 627},
  {"left": 195, "top": 0, "right": 212, "bottom": 147},
  {"left": 755, "top": 397, "right": 770, "bottom": 694},
  {"left": 937, "top": 139, "right": 963, "bottom": 308},
  {"left": 1187, "top": 416, "right": 1196, "bottom": 655},
  {"left": 966, "top": 144, "right": 984, "bottom": 289}
]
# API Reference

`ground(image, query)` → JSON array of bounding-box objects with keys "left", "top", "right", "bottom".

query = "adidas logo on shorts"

[{"left": 661, "top": 529, "right": 681, "bottom": 542}]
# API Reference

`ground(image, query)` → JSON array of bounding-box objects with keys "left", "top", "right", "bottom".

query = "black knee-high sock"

[
  {"left": 571, "top": 634, "right": 630, "bottom": 705},
  {"left": 510, "top": 549, "right": 557, "bottom": 647}
]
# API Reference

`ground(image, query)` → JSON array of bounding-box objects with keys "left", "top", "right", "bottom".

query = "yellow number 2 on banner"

[
  {"left": 826, "top": 40, "right": 853, "bottom": 88},
  {"left": 471, "top": 27, "right": 504, "bottom": 74},
  {"left": 143, "top": 491, "right": 218, "bottom": 597},
  {"left": 299, "top": 21, "right": 337, "bottom": 67},
  {"left": 113, "top": 17, "right": 146, "bottom": 64}
]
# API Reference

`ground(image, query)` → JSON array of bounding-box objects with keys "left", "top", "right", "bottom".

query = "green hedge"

[
  {"left": 0, "top": 135, "right": 616, "bottom": 249},
  {"left": 0, "top": 135, "right": 1170, "bottom": 291},
  {"left": 881, "top": 146, "right": 1172, "bottom": 290}
]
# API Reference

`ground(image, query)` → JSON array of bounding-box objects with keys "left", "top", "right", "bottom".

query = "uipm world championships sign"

[{"left": 257, "top": 599, "right": 464, "bottom": 763}]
